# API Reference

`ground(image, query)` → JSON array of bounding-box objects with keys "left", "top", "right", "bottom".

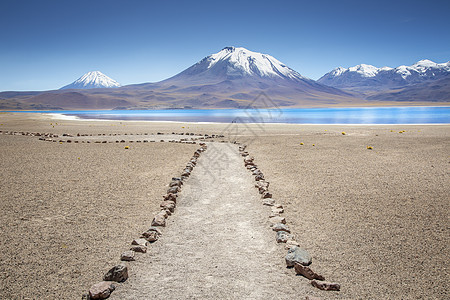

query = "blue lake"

[{"left": 3, "top": 106, "right": 450, "bottom": 124}]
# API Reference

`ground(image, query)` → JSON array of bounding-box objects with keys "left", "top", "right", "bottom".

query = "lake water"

[{"left": 3, "top": 106, "right": 450, "bottom": 124}]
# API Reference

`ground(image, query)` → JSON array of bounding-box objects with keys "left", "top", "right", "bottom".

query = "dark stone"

[
  {"left": 120, "top": 251, "right": 135, "bottom": 261},
  {"left": 103, "top": 264, "right": 128, "bottom": 282},
  {"left": 294, "top": 263, "right": 325, "bottom": 280}
]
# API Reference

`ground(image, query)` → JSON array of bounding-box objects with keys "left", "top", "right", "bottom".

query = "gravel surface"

[
  {"left": 111, "top": 142, "right": 310, "bottom": 299},
  {"left": 0, "top": 116, "right": 198, "bottom": 298},
  {"left": 0, "top": 113, "right": 448, "bottom": 299},
  {"left": 246, "top": 125, "right": 449, "bottom": 299}
]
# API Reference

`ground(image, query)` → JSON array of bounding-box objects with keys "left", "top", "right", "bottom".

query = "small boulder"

[
  {"left": 130, "top": 245, "right": 147, "bottom": 253},
  {"left": 255, "top": 174, "right": 264, "bottom": 181},
  {"left": 160, "top": 201, "right": 175, "bottom": 212},
  {"left": 151, "top": 214, "right": 166, "bottom": 227},
  {"left": 167, "top": 186, "right": 180, "bottom": 194},
  {"left": 146, "top": 227, "right": 162, "bottom": 235},
  {"left": 88, "top": 281, "right": 116, "bottom": 299},
  {"left": 163, "top": 193, "right": 177, "bottom": 202},
  {"left": 269, "top": 216, "right": 286, "bottom": 225},
  {"left": 120, "top": 250, "right": 135, "bottom": 261},
  {"left": 261, "top": 191, "right": 272, "bottom": 199},
  {"left": 272, "top": 223, "right": 290, "bottom": 233},
  {"left": 141, "top": 230, "right": 159, "bottom": 242},
  {"left": 262, "top": 199, "right": 275, "bottom": 206},
  {"left": 271, "top": 207, "right": 284, "bottom": 214},
  {"left": 276, "top": 231, "right": 291, "bottom": 243},
  {"left": 310, "top": 280, "right": 340, "bottom": 291},
  {"left": 294, "top": 263, "right": 325, "bottom": 280},
  {"left": 131, "top": 238, "right": 148, "bottom": 246},
  {"left": 285, "top": 246, "right": 312, "bottom": 267},
  {"left": 158, "top": 210, "right": 169, "bottom": 219},
  {"left": 169, "top": 180, "right": 182, "bottom": 187},
  {"left": 103, "top": 264, "right": 128, "bottom": 282}
]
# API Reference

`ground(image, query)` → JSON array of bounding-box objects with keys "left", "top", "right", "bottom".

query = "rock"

[
  {"left": 255, "top": 174, "right": 264, "bottom": 181},
  {"left": 272, "top": 223, "right": 290, "bottom": 233},
  {"left": 169, "top": 180, "right": 182, "bottom": 187},
  {"left": 310, "top": 280, "right": 340, "bottom": 291},
  {"left": 271, "top": 207, "right": 284, "bottom": 214},
  {"left": 158, "top": 210, "right": 169, "bottom": 219},
  {"left": 167, "top": 186, "right": 180, "bottom": 194},
  {"left": 141, "top": 230, "right": 159, "bottom": 242},
  {"left": 269, "top": 216, "right": 286, "bottom": 224},
  {"left": 160, "top": 201, "right": 175, "bottom": 212},
  {"left": 146, "top": 227, "right": 162, "bottom": 235},
  {"left": 130, "top": 245, "right": 147, "bottom": 253},
  {"left": 285, "top": 246, "right": 312, "bottom": 267},
  {"left": 88, "top": 281, "right": 116, "bottom": 299},
  {"left": 258, "top": 186, "right": 268, "bottom": 194},
  {"left": 261, "top": 191, "right": 272, "bottom": 199},
  {"left": 262, "top": 198, "right": 275, "bottom": 206},
  {"left": 294, "top": 263, "right": 325, "bottom": 280},
  {"left": 276, "top": 231, "right": 291, "bottom": 243},
  {"left": 120, "top": 250, "right": 135, "bottom": 261},
  {"left": 163, "top": 193, "right": 177, "bottom": 202},
  {"left": 103, "top": 264, "right": 128, "bottom": 282},
  {"left": 131, "top": 238, "right": 148, "bottom": 246},
  {"left": 151, "top": 214, "right": 166, "bottom": 227},
  {"left": 252, "top": 169, "right": 262, "bottom": 176}
]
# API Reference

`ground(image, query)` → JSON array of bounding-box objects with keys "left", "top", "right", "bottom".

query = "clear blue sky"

[{"left": 1, "top": 0, "right": 449, "bottom": 91}]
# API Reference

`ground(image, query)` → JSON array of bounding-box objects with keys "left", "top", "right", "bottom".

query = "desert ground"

[{"left": 0, "top": 112, "right": 448, "bottom": 299}]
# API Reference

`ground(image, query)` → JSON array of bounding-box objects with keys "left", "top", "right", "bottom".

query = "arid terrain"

[{"left": 0, "top": 113, "right": 448, "bottom": 299}]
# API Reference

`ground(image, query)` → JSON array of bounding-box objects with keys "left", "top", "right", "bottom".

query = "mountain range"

[
  {"left": 0, "top": 47, "right": 448, "bottom": 110},
  {"left": 318, "top": 60, "right": 450, "bottom": 92}
]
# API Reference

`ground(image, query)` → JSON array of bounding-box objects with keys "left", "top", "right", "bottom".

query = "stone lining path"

[{"left": 110, "top": 143, "right": 309, "bottom": 299}]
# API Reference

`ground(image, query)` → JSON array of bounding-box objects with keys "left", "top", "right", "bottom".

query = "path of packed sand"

[{"left": 111, "top": 142, "right": 311, "bottom": 299}]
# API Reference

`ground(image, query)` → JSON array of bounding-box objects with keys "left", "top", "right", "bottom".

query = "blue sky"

[{"left": 1, "top": 0, "right": 449, "bottom": 91}]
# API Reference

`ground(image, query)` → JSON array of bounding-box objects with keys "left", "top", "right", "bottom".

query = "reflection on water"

[{"left": 4, "top": 107, "right": 450, "bottom": 124}]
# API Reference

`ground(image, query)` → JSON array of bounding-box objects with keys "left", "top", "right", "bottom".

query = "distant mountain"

[
  {"left": 168, "top": 46, "right": 307, "bottom": 82},
  {"left": 128, "top": 46, "right": 355, "bottom": 108},
  {"left": 318, "top": 60, "right": 450, "bottom": 92},
  {"left": 60, "top": 71, "right": 121, "bottom": 89},
  {"left": 4, "top": 48, "right": 448, "bottom": 110}
]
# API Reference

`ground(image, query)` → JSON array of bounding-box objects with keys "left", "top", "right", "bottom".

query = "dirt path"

[{"left": 111, "top": 143, "right": 309, "bottom": 299}]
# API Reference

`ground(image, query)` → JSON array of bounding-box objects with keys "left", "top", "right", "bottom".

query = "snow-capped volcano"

[
  {"left": 60, "top": 71, "right": 121, "bottom": 89},
  {"left": 168, "top": 46, "right": 306, "bottom": 82},
  {"left": 130, "top": 46, "right": 353, "bottom": 108},
  {"left": 318, "top": 60, "right": 450, "bottom": 91}
]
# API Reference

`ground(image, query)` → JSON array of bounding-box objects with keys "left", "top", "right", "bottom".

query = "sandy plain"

[{"left": 0, "top": 112, "right": 448, "bottom": 299}]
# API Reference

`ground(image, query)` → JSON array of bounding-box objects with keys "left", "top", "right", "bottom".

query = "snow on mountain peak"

[
  {"left": 203, "top": 46, "right": 305, "bottom": 80},
  {"left": 61, "top": 71, "right": 121, "bottom": 90},
  {"left": 412, "top": 59, "right": 436, "bottom": 67},
  {"left": 330, "top": 67, "right": 347, "bottom": 76},
  {"left": 318, "top": 59, "right": 450, "bottom": 91},
  {"left": 348, "top": 64, "right": 380, "bottom": 77}
]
